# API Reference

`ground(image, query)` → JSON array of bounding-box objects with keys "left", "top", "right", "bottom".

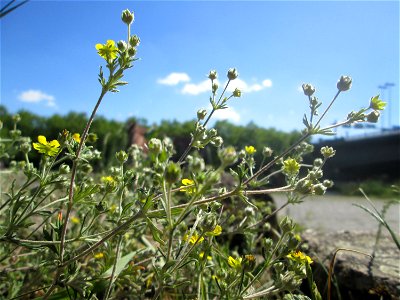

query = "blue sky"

[{"left": 1, "top": 0, "right": 399, "bottom": 135}]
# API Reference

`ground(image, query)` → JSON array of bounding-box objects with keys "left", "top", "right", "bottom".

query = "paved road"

[{"left": 273, "top": 193, "right": 400, "bottom": 235}]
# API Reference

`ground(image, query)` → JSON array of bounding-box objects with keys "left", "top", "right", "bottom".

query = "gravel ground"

[{"left": 273, "top": 193, "right": 400, "bottom": 235}]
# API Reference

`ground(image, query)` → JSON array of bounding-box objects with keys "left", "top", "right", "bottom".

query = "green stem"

[
  {"left": 104, "top": 235, "right": 123, "bottom": 299},
  {"left": 43, "top": 88, "right": 108, "bottom": 300},
  {"left": 244, "top": 133, "right": 310, "bottom": 186},
  {"left": 313, "top": 90, "right": 341, "bottom": 129}
]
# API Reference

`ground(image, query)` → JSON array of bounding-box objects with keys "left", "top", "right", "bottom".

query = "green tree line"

[{"left": 0, "top": 105, "right": 302, "bottom": 169}]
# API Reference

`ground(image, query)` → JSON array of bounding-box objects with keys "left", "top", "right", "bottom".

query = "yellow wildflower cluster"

[
  {"left": 206, "top": 225, "right": 222, "bottom": 237},
  {"left": 286, "top": 250, "right": 313, "bottom": 265},
  {"left": 94, "top": 252, "right": 104, "bottom": 259},
  {"left": 183, "top": 232, "right": 204, "bottom": 245},
  {"left": 199, "top": 252, "right": 212, "bottom": 261},
  {"left": 228, "top": 256, "right": 242, "bottom": 270},
  {"left": 32, "top": 135, "right": 60, "bottom": 157},
  {"left": 179, "top": 179, "right": 196, "bottom": 195},
  {"left": 245, "top": 145, "right": 256, "bottom": 155}
]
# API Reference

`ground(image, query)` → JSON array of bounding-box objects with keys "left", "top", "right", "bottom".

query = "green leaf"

[
  {"left": 73, "top": 184, "right": 100, "bottom": 203},
  {"left": 102, "top": 252, "right": 136, "bottom": 279},
  {"left": 146, "top": 217, "right": 165, "bottom": 245}
]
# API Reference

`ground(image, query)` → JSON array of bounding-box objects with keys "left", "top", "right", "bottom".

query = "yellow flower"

[
  {"left": 286, "top": 250, "right": 313, "bottom": 265},
  {"left": 109, "top": 204, "right": 117, "bottom": 213},
  {"left": 95, "top": 40, "right": 118, "bottom": 61},
  {"left": 179, "top": 178, "right": 196, "bottom": 195},
  {"left": 94, "top": 252, "right": 104, "bottom": 259},
  {"left": 183, "top": 232, "right": 204, "bottom": 245},
  {"left": 71, "top": 216, "right": 80, "bottom": 224},
  {"left": 206, "top": 225, "right": 222, "bottom": 236},
  {"left": 199, "top": 252, "right": 212, "bottom": 261},
  {"left": 101, "top": 176, "right": 115, "bottom": 184},
  {"left": 245, "top": 145, "right": 256, "bottom": 155},
  {"left": 228, "top": 256, "right": 242, "bottom": 270},
  {"left": 72, "top": 133, "right": 81, "bottom": 143},
  {"left": 32, "top": 135, "right": 60, "bottom": 156},
  {"left": 282, "top": 158, "right": 300, "bottom": 176}
]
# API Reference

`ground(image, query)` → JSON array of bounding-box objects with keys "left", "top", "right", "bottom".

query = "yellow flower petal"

[
  {"left": 182, "top": 178, "right": 194, "bottom": 185},
  {"left": 49, "top": 140, "right": 60, "bottom": 147},
  {"left": 38, "top": 135, "right": 47, "bottom": 144}
]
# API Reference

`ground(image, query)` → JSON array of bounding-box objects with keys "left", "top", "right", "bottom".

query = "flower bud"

[
  {"left": 244, "top": 206, "right": 255, "bottom": 217},
  {"left": 321, "top": 146, "right": 336, "bottom": 159},
  {"left": 0, "top": 120, "right": 3, "bottom": 130},
  {"left": 212, "top": 82, "right": 219, "bottom": 93},
  {"left": 208, "top": 70, "right": 217, "bottom": 80},
  {"left": 218, "top": 146, "right": 238, "bottom": 166},
  {"left": 197, "top": 109, "right": 207, "bottom": 120},
  {"left": 238, "top": 149, "right": 246, "bottom": 159},
  {"left": 129, "top": 35, "right": 140, "bottom": 47},
  {"left": 148, "top": 138, "right": 162, "bottom": 154},
  {"left": 280, "top": 216, "right": 295, "bottom": 232},
  {"left": 263, "top": 238, "right": 274, "bottom": 251},
  {"left": 263, "top": 222, "right": 271, "bottom": 232},
  {"left": 323, "top": 179, "right": 334, "bottom": 188},
  {"left": 117, "top": 40, "right": 128, "bottom": 52},
  {"left": 20, "top": 142, "right": 31, "bottom": 154},
  {"left": 243, "top": 254, "right": 256, "bottom": 272},
  {"left": 81, "top": 163, "right": 93, "bottom": 174},
  {"left": 313, "top": 158, "right": 323, "bottom": 167},
  {"left": 337, "top": 75, "right": 352, "bottom": 92},
  {"left": 121, "top": 9, "right": 134, "bottom": 25},
  {"left": 302, "top": 84, "right": 316, "bottom": 96},
  {"left": 366, "top": 110, "right": 380, "bottom": 123},
  {"left": 162, "top": 137, "right": 174, "bottom": 153},
  {"left": 87, "top": 133, "right": 98, "bottom": 143},
  {"left": 211, "top": 136, "right": 223, "bottom": 147},
  {"left": 208, "top": 128, "right": 217, "bottom": 137},
  {"left": 10, "top": 130, "right": 21, "bottom": 139},
  {"left": 202, "top": 213, "right": 217, "bottom": 232},
  {"left": 227, "top": 68, "right": 238, "bottom": 80},
  {"left": 233, "top": 88, "right": 241, "bottom": 97},
  {"left": 12, "top": 114, "right": 21, "bottom": 123},
  {"left": 164, "top": 162, "right": 181, "bottom": 184},
  {"left": 59, "top": 164, "right": 70, "bottom": 175},
  {"left": 127, "top": 47, "right": 137, "bottom": 57},
  {"left": 313, "top": 183, "right": 327, "bottom": 195},
  {"left": 262, "top": 146, "right": 273, "bottom": 158},
  {"left": 116, "top": 150, "right": 128, "bottom": 163}
]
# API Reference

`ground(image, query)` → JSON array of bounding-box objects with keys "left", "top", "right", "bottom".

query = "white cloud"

[
  {"left": 262, "top": 79, "right": 273, "bottom": 88},
  {"left": 18, "top": 89, "right": 56, "bottom": 107},
  {"left": 157, "top": 72, "right": 190, "bottom": 85},
  {"left": 228, "top": 78, "right": 273, "bottom": 93},
  {"left": 159, "top": 71, "right": 273, "bottom": 96},
  {"left": 213, "top": 107, "right": 240, "bottom": 123},
  {"left": 181, "top": 80, "right": 211, "bottom": 95}
]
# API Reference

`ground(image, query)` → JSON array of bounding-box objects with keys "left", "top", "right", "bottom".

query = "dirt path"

[{"left": 272, "top": 193, "right": 400, "bottom": 235}]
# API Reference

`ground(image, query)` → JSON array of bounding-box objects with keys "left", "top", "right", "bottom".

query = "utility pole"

[
  {"left": 378, "top": 85, "right": 387, "bottom": 130},
  {"left": 385, "top": 82, "right": 395, "bottom": 130}
]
